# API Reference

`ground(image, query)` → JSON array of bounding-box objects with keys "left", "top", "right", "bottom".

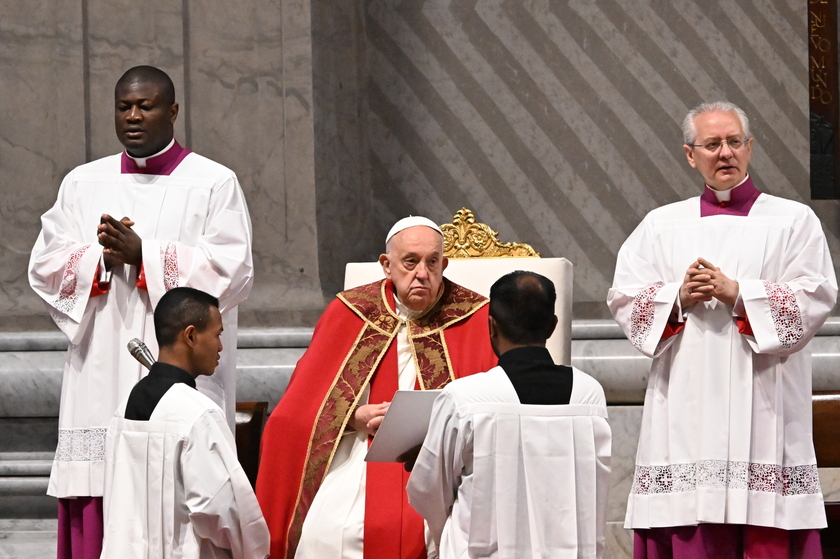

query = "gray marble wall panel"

[
  {"left": 0, "top": 352, "right": 63, "bottom": 417},
  {"left": 86, "top": 0, "right": 187, "bottom": 160},
  {"left": 311, "top": 0, "right": 382, "bottom": 290},
  {"left": 187, "top": 0, "right": 324, "bottom": 325},
  {"left": 0, "top": 1, "right": 86, "bottom": 330}
]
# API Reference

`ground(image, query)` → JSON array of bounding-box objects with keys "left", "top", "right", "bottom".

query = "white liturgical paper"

[{"left": 365, "top": 390, "right": 441, "bottom": 462}]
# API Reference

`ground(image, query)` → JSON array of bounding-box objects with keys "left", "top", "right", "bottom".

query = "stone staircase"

[
  {"left": 0, "top": 453, "right": 54, "bottom": 516},
  {"left": 2, "top": 320, "right": 839, "bottom": 558}
]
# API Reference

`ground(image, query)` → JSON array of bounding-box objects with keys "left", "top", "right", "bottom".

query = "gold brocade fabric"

[{"left": 287, "top": 279, "right": 487, "bottom": 557}]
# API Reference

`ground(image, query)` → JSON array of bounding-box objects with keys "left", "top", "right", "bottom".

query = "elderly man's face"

[
  {"left": 379, "top": 226, "right": 448, "bottom": 312},
  {"left": 115, "top": 79, "right": 178, "bottom": 158},
  {"left": 683, "top": 110, "right": 753, "bottom": 191}
]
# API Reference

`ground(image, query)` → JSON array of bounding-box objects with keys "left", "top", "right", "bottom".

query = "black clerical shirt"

[
  {"left": 124, "top": 362, "right": 197, "bottom": 421},
  {"left": 497, "top": 346, "right": 573, "bottom": 405}
]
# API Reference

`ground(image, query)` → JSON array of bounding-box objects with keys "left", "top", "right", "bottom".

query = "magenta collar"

[
  {"left": 121, "top": 140, "right": 191, "bottom": 176},
  {"left": 700, "top": 176, "right": 761, "bottom": 217}
]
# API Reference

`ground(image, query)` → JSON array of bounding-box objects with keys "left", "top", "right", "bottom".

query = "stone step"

[
  {"left": 0, "top": 496, "right": 55, "bottom": 520},
  {"left": 0, "top": 453, "right": 52, "bottom": 477},
  {"left": 0, "top": 418, "right": 57, "bottom": 455},
  {"left": 0, "top": 519, "right": 57, "bottom": 558},
  {"left": 0, "top": 477, "right": 49, "bottom": 497},
  {"left": 0, "top": 518, "right": 56, "bottom": 536},
  {"left": 0, "top": 327, "right": 315, "bottom": 352},
  {"left": 2, "top": 337, "right": 840, "bottom": 412},
  {"left": 0, "top": 520, "right": 634, "bottom": 559},
  {"left": 0, "top": 467, "right": 56, "bottom": 518},
  {"left": 6, "top": 318, "right": 836, "bottom": 348},
  {"left": 0, "top": 452, "right": 57, "bottom": 520},
  {"left": 0, "top": 347, "right": 304, "bottom": 417}
]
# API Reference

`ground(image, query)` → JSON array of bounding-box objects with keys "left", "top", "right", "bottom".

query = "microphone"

[{"left": 127, "top": 338, "right": 156, "bottom": 370}]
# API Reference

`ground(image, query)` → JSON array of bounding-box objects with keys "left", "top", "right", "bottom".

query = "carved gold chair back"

[{"left": 441, "top": 208, "right": 539, "bottom": 258}]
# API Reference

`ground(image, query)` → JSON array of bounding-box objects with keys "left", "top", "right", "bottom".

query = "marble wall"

[
  {"left": 1, "top": 1, "right": 85, "bottom": 331},
  {"left": 1, "top": 0, "right": 839, "bottom": 331}
]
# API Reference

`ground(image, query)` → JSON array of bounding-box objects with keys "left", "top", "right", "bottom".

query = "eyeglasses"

[{"left": 688, "top": 138, "right": 750, "bottom": 153}]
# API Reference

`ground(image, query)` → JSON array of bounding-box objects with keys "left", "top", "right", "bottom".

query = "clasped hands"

[
  {"left": 679, "top": 257, "right": 739, "bottom": 309},
  {"left": 97, "top": 214, "right": 142, "bottom": 270}
]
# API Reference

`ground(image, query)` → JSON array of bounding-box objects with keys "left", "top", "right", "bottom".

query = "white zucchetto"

[{"left": 385, "top": 216, "right": 443, "bottom": 244}]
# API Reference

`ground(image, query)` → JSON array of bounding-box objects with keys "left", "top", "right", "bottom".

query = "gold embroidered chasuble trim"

[{"left": 286, "top": 279, "right": 487, "bottom": 557}]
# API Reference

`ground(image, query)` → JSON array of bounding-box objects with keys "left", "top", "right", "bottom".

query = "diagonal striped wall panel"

[{"left": 364, "top": 0, "right": 839, "bottom": 315}]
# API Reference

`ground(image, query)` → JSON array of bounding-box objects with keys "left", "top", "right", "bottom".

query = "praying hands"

[
  {"left": 679, "top": 257, "right": 739, "bottom": 309},
  {"left": 98, "top": 214, "right": 142, "bottom": 269}
]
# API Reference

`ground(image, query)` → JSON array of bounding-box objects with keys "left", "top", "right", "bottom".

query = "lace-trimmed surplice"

[{"left": 608, "top": 185, "right": 836, "bottom": 531}]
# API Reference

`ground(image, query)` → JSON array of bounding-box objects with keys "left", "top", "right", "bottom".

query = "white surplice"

[
  {"left": 607, "top": 192, "right": 837, "bottom": 530},
  {"left": 406, "top": 367, "right": 611, "bottom": 559},
  {"left": 28, "top": 151, "right": 253, "bottom": 498},
  {"left": 101, "top": 384, "right": 269, "bottom": 559}
]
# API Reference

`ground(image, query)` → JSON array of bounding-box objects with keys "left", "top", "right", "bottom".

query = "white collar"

[
  {"left": 394, "top": 296, "right": 423, "bottom": 320},
  {"left": 706, "top": 174, "right": 749, "bottom": 203},
  {"left": 126, "top": 138, "right": 175, "bottom": 168}
]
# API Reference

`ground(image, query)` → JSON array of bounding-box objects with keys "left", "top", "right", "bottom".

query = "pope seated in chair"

[{"left": 256, "top": 216, "right": 498, "bottom": 559}]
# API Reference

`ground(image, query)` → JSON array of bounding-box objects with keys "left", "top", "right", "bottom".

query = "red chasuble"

[{"left": 257, "top": 278, "right": 497, "bottom": 559}]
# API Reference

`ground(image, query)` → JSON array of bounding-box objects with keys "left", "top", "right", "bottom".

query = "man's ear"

[
  {"left": 169, "top": 102, "right": 179, "bottom": 124},
  {"left": 488, "top": 315, "right": 498, "bottom": 339},
  {"left": 183, "top": 324, "right": 197, "bottom": 348},
  {"left": 683, "top": 144, "right": 697, "bottom": 168},
  {"left": 441, "top": 255, "right": 449, "bottom": 272},
  {"left": 379, "top": 253, "right": 392, "bottom": 279},
  {"left": 546, "top": 315, "right": 558, "bottom": 340}
]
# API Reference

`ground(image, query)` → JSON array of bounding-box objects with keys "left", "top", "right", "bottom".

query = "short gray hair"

[{"left": 682, "top": 102, "right": 750, "bottom": 145}]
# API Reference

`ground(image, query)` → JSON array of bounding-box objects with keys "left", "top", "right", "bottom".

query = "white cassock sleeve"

[
  {"left": 28, "top": 175, "right": 104, "bottom": 344},
  {"left": 736, "top": 208, "right": 837, "bottom": 355},
  {"left": 140, "top": 174, "right": 253, "bottom": 314},
  {"left": 406, "top": 391, "right": 464, "bottom": 547},
  {"left": 606, "top": 213, "right": 681, "bottom": 358},
  {"left": 182, "top": 408, "right": 270, "bottom": 559}
]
